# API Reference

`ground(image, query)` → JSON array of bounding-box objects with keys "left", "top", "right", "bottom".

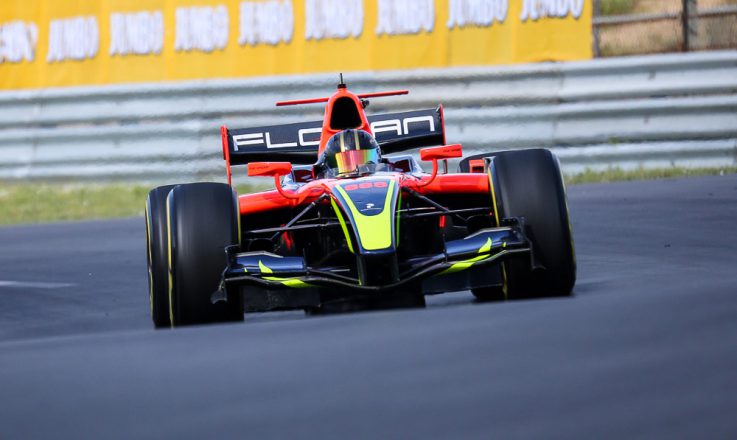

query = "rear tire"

[
  {"left": 146, "top": 185, "right": 177, "bottom": 328},
  {"left": 472, "top": 149, "right": 576, "bottom": 300},
  {"left": 167, "top": 183, "right": 244, "bottom": 326}
]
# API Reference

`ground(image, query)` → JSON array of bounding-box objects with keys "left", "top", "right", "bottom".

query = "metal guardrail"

[{"left": 0, "top": 50, "right": 736, "bottom": 181}]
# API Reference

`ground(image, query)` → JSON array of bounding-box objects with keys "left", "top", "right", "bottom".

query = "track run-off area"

[{"left": 1, "top": 175, "right": 736, "bottom": 439}]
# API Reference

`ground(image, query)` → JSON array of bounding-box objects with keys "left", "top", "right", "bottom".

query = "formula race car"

[{"left": 145, "top": 79, "right": 576, "bottom": 328}]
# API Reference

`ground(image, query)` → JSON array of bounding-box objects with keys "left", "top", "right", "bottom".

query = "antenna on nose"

[{"left": 338, "top": 73, "right": 346, "bottom": 89}]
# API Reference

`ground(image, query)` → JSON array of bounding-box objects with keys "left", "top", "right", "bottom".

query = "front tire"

[
  {"left": 167, "top": 183, "right": 244, "bottom": 326},
  {"left": 472, "top": 149, "right": 576, "bottom": 300},
  {"left": 146, "top": 185, "right": 177, "bottom": 328}
]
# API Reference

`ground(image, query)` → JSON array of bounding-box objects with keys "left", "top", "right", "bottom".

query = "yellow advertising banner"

[{"left": 0, "top": 0, "right": 592, "bottom": 90}]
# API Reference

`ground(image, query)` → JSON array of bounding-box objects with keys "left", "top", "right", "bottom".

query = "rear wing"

[{"left": 221, "top": 106, "right": 446, "bottom": 166}]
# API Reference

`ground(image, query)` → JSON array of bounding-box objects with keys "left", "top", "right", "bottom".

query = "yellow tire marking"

[
  {"left": 145, "top": 203, "right": 154, "bottom": 317},
  {"left": 488, "top": 161, "right": 509, "bottom": 298},
  {"left": 166, "top": 194, "right": 175, "bottom": 327}
]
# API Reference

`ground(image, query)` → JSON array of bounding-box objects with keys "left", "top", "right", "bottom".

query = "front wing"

[{"left": 216, "top": 219, "right": 532, "bottom": 311}]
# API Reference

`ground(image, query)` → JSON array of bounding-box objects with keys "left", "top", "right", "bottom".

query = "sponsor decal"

[
  {"left": 447, "top": 0, "right": 508, "bottom": 28},
  {"left": 47, "top": 16, "right": 99, "bottom": 62},
  {"left": 232, "top": 115, "right": 437, "bottom": 151},
  {"left": 376, "top": 0, "right": 435, "bottom": 36},
  {"left": 305, "top": 0, "right": 363, "bottom": 40},
  {"left": 344, "top": 181, "right": 389, "bottom": 191},
  {"left": 370, "top": 116, "right": 435, "bottom": 137},
  {"left": 520, "top": 0, "right": 585, "bottom": 22},
  {"left": 0, "top": 20, "right": 37, "bottom": 63},
  {"left": 239, "top": 0, "right": 294, "bottom": 46},
  {"left": 233, "top": 126, "right": 321, "bottom": 151},
  {"left": 110, "top": 11, "right": 164, "bottom": 56},
  {"left": 174, "top": 6, "right": 229, "bottom": 53}
]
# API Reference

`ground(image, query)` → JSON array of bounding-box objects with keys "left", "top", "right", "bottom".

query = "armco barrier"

[{"left": 0, "top": 50, "right": 736, "bottom": 181}]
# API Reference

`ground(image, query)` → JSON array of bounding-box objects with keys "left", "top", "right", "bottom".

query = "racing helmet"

[{"left": 321, "top": 129, "right": 381, "bottom": 177}]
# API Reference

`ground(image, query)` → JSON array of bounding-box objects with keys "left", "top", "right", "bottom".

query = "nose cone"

[{"left": 329, "top": 176, "right": 401, "bottom": 286}]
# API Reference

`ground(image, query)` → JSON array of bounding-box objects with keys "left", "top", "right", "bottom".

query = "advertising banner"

[{"left": 0, "top": 0, "right": 592, "bottom": 90}]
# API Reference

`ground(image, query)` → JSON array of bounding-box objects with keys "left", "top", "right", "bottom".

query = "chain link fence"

[{"left": 593, "top": 0, "right": 737, "bottom": 56}]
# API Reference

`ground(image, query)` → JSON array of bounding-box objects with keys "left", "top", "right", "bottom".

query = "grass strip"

[
  {"left": 0, "top": 183, "right": 264, "bottom": 226},
  {"left": 1, "top": 166, "right": 735, "bottom": 225},
  {"left": 563, "top": 166, "right": 737, "bottom": 185}
]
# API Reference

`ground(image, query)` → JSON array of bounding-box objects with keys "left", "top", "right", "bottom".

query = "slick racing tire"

[
  {"left": 167, "top": 182, "right": 244, "bottom": 327},
  {"left": 146, "top": 184, "right": 177, "bottom": 328},
  {"left": 472, "top": 149, "right": 576, "bottom": 300}
]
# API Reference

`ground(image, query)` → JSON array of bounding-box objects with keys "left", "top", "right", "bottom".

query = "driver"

[{"left": 317, "top": 129, "right": 382, "bottom": 178}]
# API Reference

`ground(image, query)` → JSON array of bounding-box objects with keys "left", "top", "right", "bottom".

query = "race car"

[{"left": 145, "top": 78, "right": 576, "bottom": 328}]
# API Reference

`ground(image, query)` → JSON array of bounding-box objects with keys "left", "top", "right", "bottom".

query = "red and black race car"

[{"left": 145, "top": 79, "right": 576, "bottom": 328}]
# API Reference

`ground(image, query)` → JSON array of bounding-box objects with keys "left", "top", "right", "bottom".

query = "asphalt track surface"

[{"left": 1, "top": 175, "right": 736, "bottom": 439}]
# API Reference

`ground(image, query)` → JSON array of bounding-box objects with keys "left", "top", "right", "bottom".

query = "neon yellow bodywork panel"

[
  {"left": 258, "top": 259, "right": 312, "bottom": 288},
  {"left": 331, "top": 199, "right": 355, "bottom": 254},
  {"left": 440, "top": 237, "right": 494, "bottom": 275},
  {"left": 334, "top": 180, "right": 397, "bottom": 252}
]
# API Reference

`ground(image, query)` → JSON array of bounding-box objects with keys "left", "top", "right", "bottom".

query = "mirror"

[
  {"left": 248, "top": 162, "right": 293, "bottom": 177},
  {"left": 419, "top": 144, "right": 462, "bottom": 161}
]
